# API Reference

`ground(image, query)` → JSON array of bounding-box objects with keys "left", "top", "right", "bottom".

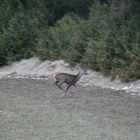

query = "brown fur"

[{"left": 54, "top": 66, "right": 87, "bottom": 96}]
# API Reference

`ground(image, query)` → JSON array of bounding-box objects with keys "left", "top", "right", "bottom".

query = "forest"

[{"left": 0, "top": 0, "right": 140, "bottom": 81}]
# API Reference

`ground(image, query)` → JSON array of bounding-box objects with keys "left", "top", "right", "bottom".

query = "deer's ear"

[{"left": 79, "top": 64, "right": 83, "bottom": 70}]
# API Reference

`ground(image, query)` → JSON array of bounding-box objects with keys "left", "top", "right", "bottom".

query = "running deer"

[{"left": 54, "top": 64, "right": 87, "bottom": 96}]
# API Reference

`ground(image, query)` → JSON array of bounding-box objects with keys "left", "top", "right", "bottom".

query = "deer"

[{"left": 54, "top": 64, "right": 87, "bottom": 96}]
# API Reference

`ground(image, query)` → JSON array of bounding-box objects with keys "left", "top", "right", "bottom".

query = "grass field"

[{"left": 0, "top": 78, "right": 140, "bottom": 140}]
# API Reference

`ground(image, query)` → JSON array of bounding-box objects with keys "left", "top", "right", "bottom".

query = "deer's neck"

[{"left": 75, "top": 71, "right": 83, "bottom": 83}]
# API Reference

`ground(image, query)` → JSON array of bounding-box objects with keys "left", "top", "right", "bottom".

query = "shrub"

[
  {"left": 1, "top": 13, "right": 38, "bottom": 63},
  {"left": 36, "top": 13, "right": 86, "bottom": 63}
]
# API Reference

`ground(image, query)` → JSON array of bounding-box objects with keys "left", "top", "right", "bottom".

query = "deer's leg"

[
  {"left": 64, "top": 85, "right": 71, "bottom": 96},
  {"left": 56, "top": 81, "right": 65, "bottom": 91},
  {"left": 55, "top": 80, "right": 61, "bottom": 89},
  {"left": 55, "top": 80, "right": 58, "bottom": 85}
]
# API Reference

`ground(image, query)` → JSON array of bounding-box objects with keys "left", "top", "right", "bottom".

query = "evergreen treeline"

[{"left": 0, "top": 0, "right": 140, "bottom": 81}]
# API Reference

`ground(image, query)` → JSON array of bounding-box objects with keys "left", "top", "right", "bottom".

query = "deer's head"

[{"left": 78, "top": 64, "right": 87, "bottom": 75}]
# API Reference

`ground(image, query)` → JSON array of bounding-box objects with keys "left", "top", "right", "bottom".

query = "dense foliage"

[{"left": 0, "top": 0, "right": 140, "bottom": 81}]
